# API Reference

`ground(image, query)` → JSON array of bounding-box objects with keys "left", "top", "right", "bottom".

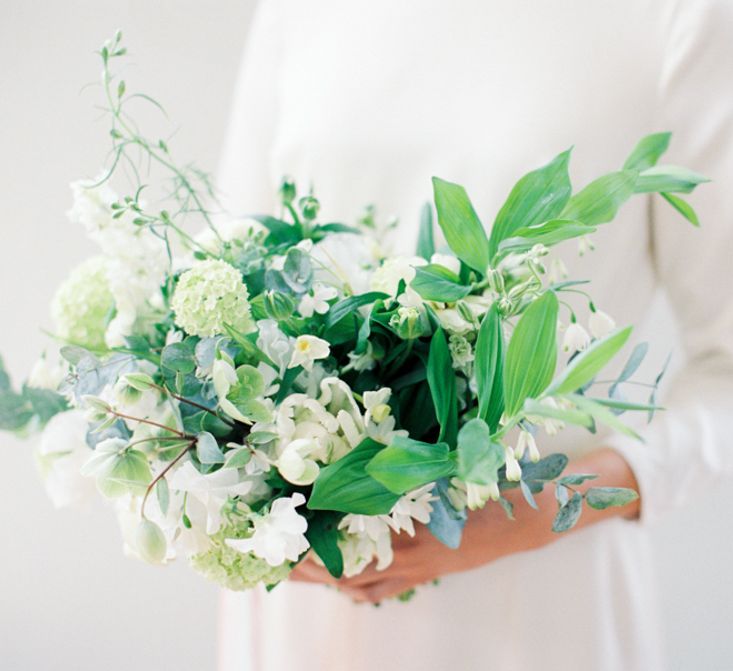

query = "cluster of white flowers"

[{"left": 562, "top": 308, "right": 616, "bottom": 354}]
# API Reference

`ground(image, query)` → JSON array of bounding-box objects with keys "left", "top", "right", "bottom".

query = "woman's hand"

[{"left": 291, "top": 447, "right": 641, "bottom": 603}]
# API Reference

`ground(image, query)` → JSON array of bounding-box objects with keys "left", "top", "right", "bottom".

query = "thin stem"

[
  {"left": 141, "top": 439, "right": 195, "bottom": 519},
  {"left": 111, "top": 410, "right": 186, "bottom": 436}
]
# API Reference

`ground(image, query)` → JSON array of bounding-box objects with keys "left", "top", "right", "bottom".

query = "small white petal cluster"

[{"left": 298, "top": 283, "right": 338, "bottom": 318}]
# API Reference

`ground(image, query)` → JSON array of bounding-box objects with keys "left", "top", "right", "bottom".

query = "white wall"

[{"left": 0, "top": 3, "right": 731, "bottom": 670}]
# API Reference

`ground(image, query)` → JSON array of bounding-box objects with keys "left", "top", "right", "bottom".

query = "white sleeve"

[
  {"left": 608, "top": 1, "right": 733, "bottom": 525},
  {"left": 216, "top": 0, "right": 285, "bottom": 214}
]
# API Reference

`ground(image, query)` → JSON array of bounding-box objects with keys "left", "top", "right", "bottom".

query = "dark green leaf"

[
  {"left": 325, "top": 291, "right": 387, "bottom": 328},
  {"left": 427, "top": 329, "right": 458, "bottom": 445},
  {"left": 585, "top": 486, "right": 639, "bottom": 510},
  {"left": 475, "top": 303, "right": 504, "bottom": 431},
  {"left": 552, "top": 491, "right": 583, "bottom": 532},
  {"left": 366, "top": 436, "right": 454, "bottom": 494},
  {"left": 252, "top": 215, "right": 302, "bottom": 245},
  {"left": 489, "top": 149, "right": 572, "bottom": 257},
  {"left": 411, "top": 264, "right": 470, "bottom": 302},
  {"left": 504, "top": 291, "right": 558, "bottom": 417},
  {"left": 623, "top": 132, "right": 671, "bottom": 171},
  {"left": 308, "top": 439, "right": 400, "bottom": 515},
  {"left": 305, "top": 511, "right": 344, "bottom": 578},
  {"left": 560, "top": 171, "right": 637, "bottom": 225},
  {"left": 431, "top": 177, "right": 490, "bottom": 273},
  {"left": 416, "top": 202, "right": 436, "bottom": 260}
]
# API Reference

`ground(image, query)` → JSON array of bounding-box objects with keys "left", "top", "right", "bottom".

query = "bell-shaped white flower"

[
  {"left": 588, "top": 309, "right": 616, "bottom": 339},
  {"left": 563, "top": 322, "right": 591, "bottom": 353},
  {"left": 226, "top": 493, "right": 310, "bottom": 566},
  {"left": 298, "top": 283, "right": 338, "bottom": 317},
  {"left": 288, "top": 335, "right": 330, "bottom": 371},
  {"left": 514, "top": 430, "right": 540, "bottom": 463},
  {"left": 504, "top": 445, "right": 522, "bottom": 481}
]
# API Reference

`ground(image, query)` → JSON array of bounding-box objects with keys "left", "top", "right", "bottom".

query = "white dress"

[{"left": 217, "top": 2, "right": 733, "bottom": 669}]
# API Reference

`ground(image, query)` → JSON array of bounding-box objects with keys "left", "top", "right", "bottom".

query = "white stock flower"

[
  {"left": 298, "top": 283, "right": 338, "bottom": 317},
  {"left": 34, "top": 411, "right": 96, "bottom": 508},
  {"left": 289, "top": 335, "right": 330, "bottom": 371},
  {"left": 588, "top": 309, "right": 616, "bottom": 339},
  {"left": 226, "top": 493, "right": 309, "bottom": 566},
  {"left": 168, "top": 461, "right": 253, "bottom": 535},
  {"left": 563, "top": 322, "right": 591, "bottom": 353},
  {"left": 430, "top": 253, "right": 461, "bottom": 275}
]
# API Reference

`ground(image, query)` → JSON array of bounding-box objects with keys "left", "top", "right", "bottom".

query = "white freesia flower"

[
  {"left": 563, "top": 322, "right": 591, "bottom": 353},
  {"left": 298, "top": 283, "right": 338, "bottom": 317},
  {"left": 226, "top": 493, "right": 309, "bottom": 567},
  {"left": 588, "top": 309, "right": 616, "bottom": 339},
  {"left": 168, "top": 461, "right": 254, "bottom": 534},
  {"left": 34, "top": 410, "right": 96, "bottom": 508},
  {"left": 289, "top": 335, "right": 330, "bottom": 371},
  {"left": 514, "top": 430, "right": 540, "bottom": 463},
  {"left": 430, "top": 252, "right": 461, "bottom": 275}
]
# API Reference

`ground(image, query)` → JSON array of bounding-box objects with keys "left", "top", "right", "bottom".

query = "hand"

[{"left": 291, "top": 447, "right": 640, "bottom": 603}]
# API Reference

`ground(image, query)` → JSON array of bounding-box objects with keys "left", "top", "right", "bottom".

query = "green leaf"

[
  {"left": 431, "top": 177, "right": 490, "bottom": 273},
  {"left": 549, "top": 327, "right": 632, "bottom": 395},
  {"left": 161, "top": 340, "right": 197, "bottom": 374},
  {"left": 497, "top": 219, "right": 595, "bottom": 255},
  {"left": 427, "top": 329, "right": 458, "bottom": 445},
  {"left": 585, "top": 486, "right": 639, "bottom": 510},
  {"left": 196, "top": 432, "right": 225, "bottom": 464},
  {"left": 23, "top": 387, "right": 69, "bottom": 425},
  {"left": 325, "top": 292, "right": 387, "bottom": 329},
  {"left": 305, "top": 511, "right": 344, "bottom": 578},
  {"left": 416, "top": 202, "right": 436, "bottom": 260},
  {"left": 475, "top": 304, "right": 505, "bottom": 432},
  {"left": 308, "top": 438, "right": 400, "bottom": 515},
  {"left": 489, "top": 149, "right": 572, "bottom": 257},
  {"left": 456, "top": 418, "right": 504, "bottom": 486},
  {"left": 522, "top": 397, "right": 594, "bottom": 430},
  {"left": 503, "top": 291, "right": 558, "bottom": 417},
  {"left": 0, "top": 355, "right": 10, "bottom": 392},
  {"left": 426, "top": 479, "right": 467, "bottom": 549},
  {"left": 366, "top": 436, "right": 454, "bottom": 494},
  {"left": 97, "top": 449, "right": 152, "bottom": 498},
  {"left": 557, "top": 473, "right": 598, "bottom": 486},
  {"left": 552, "top": 491, "right": 583, "bottom": 532},
  {"left": 623, "top": 132, "right": 671, "bottom": 171},
  {"left": 589, "top": 397, "right": 661, "bottom": 413},
  {"left": 568, "top": 394, "right": 642, "bottom": 441},
  {"left": 661, "top": 192, "right": 700, "bottom": 227},
  {"left": 411, "top": 264, "right": 470, "bottom": 302},
  {"left": 519, "top": 453, "right": 569, "bottom": 483},
  {"left": 0, "top": 391, "right": 33, "bottom": 431},
  {"left": 634, "top": 165, "right": 710, "bottom": 194},
  {"left": 560, "top": 171, "right": 637, "bottom": 225},
  {"left": 252, "top": 215, "right": 302, "bottom": 245}
]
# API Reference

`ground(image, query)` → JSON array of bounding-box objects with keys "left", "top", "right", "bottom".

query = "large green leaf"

[
  {"left": 489, "top": 149, "right": 572, "bottom": 257},
  {"left": 411, "top": 264, "right": 471, "bottom": 302},
  {"left": 549, "top": 327, "right": 632, "bottom": 395},
  {"left": 497, "top": 219, "right": 594, "bottom": 255},
  {"left": 305, "top": 511, "right": 344, "bottom": 578},
  {"left": 416, "top": 202, "right": 436, "bottom": 260},
  {"left": 308, "top": 439, "right": 400, "bottom": 514},
  {"left": 475, "top": 303, "right": 504, "bottom": 432},
  {"left": 325, "top": 291, "right": 388, "bottom": 328},
  {"left": 431, "top": 177, "right": 491, "bottom": 273},
  {"left": 560, "top": 171, "right": 637, "bottom": 225},
  {"left": 427, "top": 328, "right": 458, "bottom": 445},
  {"left": 503, "top": 292, "right": 558, "bottom": 417},
  {"left": 366, "top": 436, "right": 454, "bottom": 494},
  {"left": 623, "top": 132, "right": 671, "bottom": 171},
  {"left": 522, "top": 397, "right": 594, "bottom": 430},
  {"left": 634, "top": 165, "right": 710, "bottom": 194},
  {"left": 567, "top": 394, "right": 642, "bottom": 441},
  {"left": 455, "top": 418, "right": 504, "bottom": 485}
]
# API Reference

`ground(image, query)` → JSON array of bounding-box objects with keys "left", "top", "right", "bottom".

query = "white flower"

[
  {"left": 276, "top": 438, "right": 320, "bottom": 485},
  {"left": 547, "top": 258, "right": 569, "bottom": 284},
  {"left": 289, "top": 335, "right": 330, "bottom": 371},
  {"left": 504, "top": 445, "right": 522, "bottom": 481},
  {"left": 168, "top": 461, "right": 253, "bottom": 534},
  {"left": 388, "top": 484, "right": 435, "bottom": 536},
  {"left": 338, "top": 514, "right": 393, "bottom": 576},
  {"left": 448, "top": 478, "right": 500, "bottom": 511},
  {"left": 256, "top": 320, "right": 294, "bottom": 375},
  {"left": 588, "top": 309, "right": 616, "bottom": 339},
  {"left": 194, "top": 218, "right": 265, "bottom": 255},
  {"left": 578, "top": 235, "right": 595, "bottom": 256},
  {"left": 343, "top": 342, "right": 377, "bottom": 372},
  {"left": 514, "top": 430, "right": 540, "bottom": 462},
  {"left": 527, "top": 397, "right": 566, "bottom": 436},
  {"left": 226, "top": 493, "right": 309, "bottom": 566},
  {"left": 28, "top": 355, "right": 66, "bottom": 390},
  {"left": 369, "top": 256, "right": 426, "bottom": 298},
  {"left": 34, "top": 411, "right": 96, "bottom": 508},
  {"left": 298, "top": 283, "right": 338, "bottom": 317},
  {"left": 563, "top": 322, "right": 591, "bottom": 353},
  {"left": 430, "top": 253, "right": 461, "bottom": 275}
]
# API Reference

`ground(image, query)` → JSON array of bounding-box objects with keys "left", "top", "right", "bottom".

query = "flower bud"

[
  {"left": 279, "top": 177, "right": 296, "bottom": 206},
  {"left": 389, "top": 306, "right": 425, "bottom": 340},
  {"left": 299, "top": 195, "right": 320, "bottom": 221},
  {"left": 263, "top": 290, "right": 296, "bottom": 320},
  {"left": 136, "top": 519, "right": 167, "bottom": 564}
]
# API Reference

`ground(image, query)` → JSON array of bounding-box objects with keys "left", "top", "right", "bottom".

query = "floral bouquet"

[{"left": 0, "top": 34, "right": 708, "bottom": 593}]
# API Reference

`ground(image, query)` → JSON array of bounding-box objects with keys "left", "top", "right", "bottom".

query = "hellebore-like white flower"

[
  {"left": 34, "top": 410, "right": 96, "bottom": 508},
  {"left": 298, "top": 283, "right": 338, "bottom": 317},
  {"left": 514, "top": 430, "right": 540, "bottom": 463},
  {"left": 430, "top": 252, "right": 461, "bottom": 275},
  {"left": 277, "top": 438, "right": 320, "bottom": 485},
  {"left": 343, "top": 342, "right": 377, "bottom": 372},
  {"left": 168, "top": 461, "right": 253, "bottom": 535},
  {"left": 289, "top": 335, "right": 330, "bottom": 371},
  {"left": 226, "top": 493, "right": 310, "bottom": 567},
  {"left": 563, "top": 322, "right": 591, "bottom": 353},
  {"left": 588, "top": 309, "right": 616, "bottom": 339},
  {"left": 504, "top": 445, "right": 522, "bottom": 481}
]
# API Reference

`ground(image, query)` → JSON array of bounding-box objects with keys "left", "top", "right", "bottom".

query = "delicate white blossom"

[
  {"left": 514, "top": 430, "right": 540, "bottom": 463},
  {"left": 589, "top": 309, "right": 616, "bottom": 339},
  {"left": 298, "top": 283, "right": 338, "bottom": 317},
  {"left": 289, "top": 335, "right": 330, "bottom": 371},
  {"left": 563, "top": 322, "right": 591, "bottom": 353}
]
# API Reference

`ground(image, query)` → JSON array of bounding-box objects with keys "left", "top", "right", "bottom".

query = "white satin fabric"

[{"left": 217, "top": 2, "right": 733, "bottom": 669}]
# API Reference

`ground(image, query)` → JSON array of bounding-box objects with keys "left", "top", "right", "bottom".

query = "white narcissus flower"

[
  {"left": 514, "top": 430, "right": 540, "bottom": 463},
  {"left": 226, "top": 493, "right": 310, "bottom": 566},
  {"left": 588, "top": 309, "right": 616, "bottom": 339},
  {"left": 298, "top": 283, "right": 338, "bottom": 317},
  {"left": 563, "top": 322, "right": 591, "bottom": 353},
  {"left": 429, "top": 252, "right": 461, "bottom": 275},
  {"left": 277, "top": 438, "right": 320, "bottom": 485},
  {"left": 289, "top": 335, "right": 330, "bottom": 371}
]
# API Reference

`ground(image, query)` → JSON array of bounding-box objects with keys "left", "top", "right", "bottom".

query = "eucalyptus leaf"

[
  {"left": 427, "top": 479, "right": 467, "bottom": 549},
  {"left": 552, "top": 491, "right": 583, "bottom": 532},
  {"left": 196, "top": 431, "right": 225, "bottom": 464},
  {"left": 585, "top": 486, "right": 639, "bottom": 510}
]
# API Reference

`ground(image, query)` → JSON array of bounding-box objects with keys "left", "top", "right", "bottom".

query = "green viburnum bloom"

[
  {"left": 51, "top": 256, "right": 114, "bottom": 350},
  {"left": 189, "top": 525, "right": 291, "bottom": 590},
  {"left": 171, "top": 259, "right": 254, "bottom": 338}
]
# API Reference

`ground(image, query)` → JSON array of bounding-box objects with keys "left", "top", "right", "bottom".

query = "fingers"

[
  {"left": 341, "top": 577, "right": 409, "bottom": 604},
  {"left": 291, "top": 559, "right": 339, "bottom": 585}
]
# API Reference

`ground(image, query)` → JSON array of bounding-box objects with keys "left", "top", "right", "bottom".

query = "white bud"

[
  {"left": 135, "top": 519, "right": 167, "bottom": 564},
  {"left": 588, "top": 309, "right": 616, "bottom": 339}
]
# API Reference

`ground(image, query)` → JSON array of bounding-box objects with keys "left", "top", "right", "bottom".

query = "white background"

[{"left": 0, "top": 2, "right": 731, "bottom": 670}]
